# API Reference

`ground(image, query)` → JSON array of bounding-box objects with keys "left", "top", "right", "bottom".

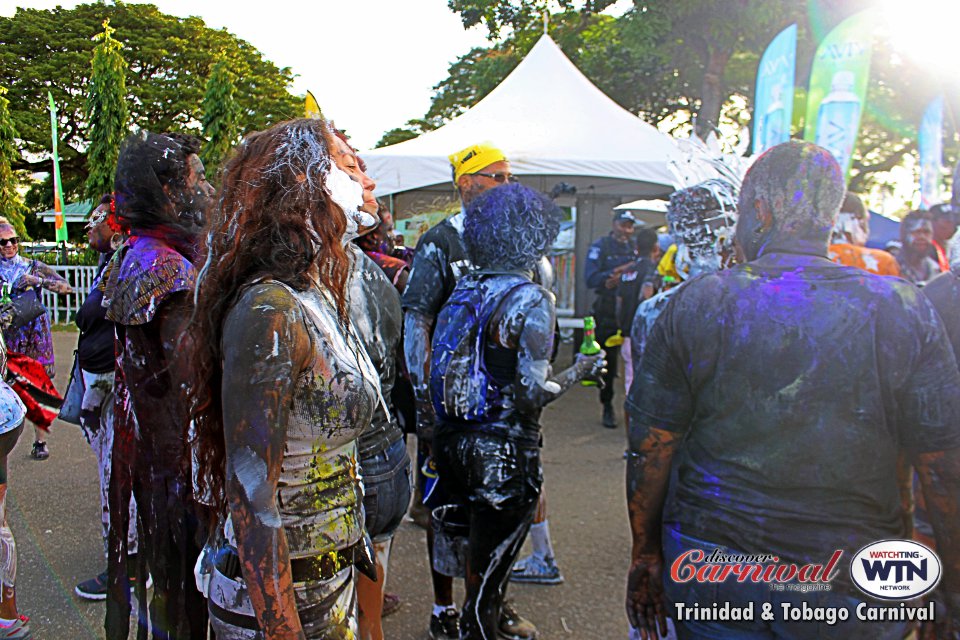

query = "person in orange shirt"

[{"left": 827, "top": 192, "right": 900, "bottom": 276}]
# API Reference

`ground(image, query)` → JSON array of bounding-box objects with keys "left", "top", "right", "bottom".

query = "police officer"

[{"left": 584, "top": 210, "right": 638, "bottom": 428}]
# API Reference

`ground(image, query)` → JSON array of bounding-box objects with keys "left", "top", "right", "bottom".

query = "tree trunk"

[{"left": 694, "top": 48, "right": 732, "bottom": 140}]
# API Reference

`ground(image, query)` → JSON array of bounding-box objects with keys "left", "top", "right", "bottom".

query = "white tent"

[{"left": 361, "top": 35, "right": 684, "bottom": 201}]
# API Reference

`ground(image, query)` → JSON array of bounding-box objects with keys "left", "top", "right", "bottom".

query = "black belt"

[{"left": 215, "top": 539, "right": 374, "bottom": 584}]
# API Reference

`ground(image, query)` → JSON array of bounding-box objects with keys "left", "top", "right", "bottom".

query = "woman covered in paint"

[
  {"left": 430, "top": 183, "right": 605, "bottom": 639},
  {"left": 189, "top": 118, "right": 381, "bottom": 639},
  {"left": 0, "top": 220, "right": 72, "bottom": 460}
]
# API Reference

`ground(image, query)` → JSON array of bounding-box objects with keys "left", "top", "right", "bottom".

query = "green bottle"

[
  {"left": 0, "top": 284, "right": 10, "bottom": 306},
  {"left": 580, "top": 316, "right": 602, "bottom": 386}
]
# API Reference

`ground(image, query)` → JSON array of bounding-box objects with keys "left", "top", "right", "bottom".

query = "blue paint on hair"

[{"left": 463, "top": 184, "right": 562, "bottom": 271}]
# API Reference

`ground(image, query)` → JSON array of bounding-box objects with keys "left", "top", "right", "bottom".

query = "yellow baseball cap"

[{"left": 449, "top": 142, "right": 507, "bottom": 183}]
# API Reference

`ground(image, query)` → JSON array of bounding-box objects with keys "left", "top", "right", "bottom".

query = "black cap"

[{"left": 613, "top": 211, "right": 637, "bottom": 224}]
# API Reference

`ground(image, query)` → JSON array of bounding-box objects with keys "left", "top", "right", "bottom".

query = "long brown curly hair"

[{"left": 186, "top": 118, "right": 350, "bottom": 524}]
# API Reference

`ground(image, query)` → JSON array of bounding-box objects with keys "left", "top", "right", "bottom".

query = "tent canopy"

[{"left": 362, "top": 35, "right": 683, "bottom": 200}]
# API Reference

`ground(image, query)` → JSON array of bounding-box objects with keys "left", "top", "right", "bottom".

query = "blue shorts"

[{"left": 361, "top": 438, "right": 411, "bottom": 543}]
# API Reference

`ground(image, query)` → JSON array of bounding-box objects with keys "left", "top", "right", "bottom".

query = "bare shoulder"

[{"left": 225, "top": 281, "right": 307, "bottom": 337}]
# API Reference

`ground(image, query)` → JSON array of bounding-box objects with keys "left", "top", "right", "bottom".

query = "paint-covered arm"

[
  {"left": 625, "top": 418, "right": 682, "bottom": 640},
  {"left": 18, "top": 260, "right": 73, "bottom": 295},
  {"left": 914, "top": 449, "right": 960, "bottom": 633},
  {"left": 221, "top": 284, "right": 311, "bottom": 640},
  {"left": 510, "top": 289, "right": 604, "bottom": 416},
  {"left": 624, "top": 296, "right": 693, "bottom": 639},
  {"left": 403, "top": 309, "right": 436, "bottom": 439}
]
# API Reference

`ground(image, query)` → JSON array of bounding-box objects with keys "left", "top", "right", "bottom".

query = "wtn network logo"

[{"left": 850, "top": 540, "right": 941, "bottom": 600}]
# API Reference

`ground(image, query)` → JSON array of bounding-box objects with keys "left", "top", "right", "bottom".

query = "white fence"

[{"left": 40, "top": 265, "right": 99, "bottom": 325}]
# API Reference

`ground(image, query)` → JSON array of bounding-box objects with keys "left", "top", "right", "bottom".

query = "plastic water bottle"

[
  {"left": 580, "top": 316, "right": 602, "bottom": 386},
  {"left": 815, "top": 70, "right": 861, "bottom": 174}
]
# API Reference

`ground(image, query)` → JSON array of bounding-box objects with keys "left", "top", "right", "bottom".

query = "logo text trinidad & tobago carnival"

[{"left": 667, "top": 541, "right": 941, "bottom": 625}]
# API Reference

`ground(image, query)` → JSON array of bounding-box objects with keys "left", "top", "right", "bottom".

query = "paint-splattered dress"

[
  {"left": 0, "top": 255, "right": 68, "bottom": 378},
  {"left": 208, "top": 280, "right": 379, "bottom": 640}
]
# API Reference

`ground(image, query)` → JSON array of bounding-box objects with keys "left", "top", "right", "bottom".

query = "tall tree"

[
  {"left": 201, "top": 56, "right": 240, "bottom": 181},
  {"left": 446, "top": 0, "right": 806, "bottom": 140},
  {"left": 84, "top": 19, "right": 128, "bottom": 202},
  {"left": 0, "top": 86, "right": 28, "bottom": 239},
  {"left": 0, "top": 3, "right": 300, "bottom": 209}
]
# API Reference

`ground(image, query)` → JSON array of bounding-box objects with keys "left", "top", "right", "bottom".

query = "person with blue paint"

[
  {"left": 431, "top": 183, "right": 604, "bottom": 640},
  {"left": 626, "top": 141, "right": 960, "bottom": 639},
  {"left": 402, "top": 143, "right": 559, "bottom": 639}
]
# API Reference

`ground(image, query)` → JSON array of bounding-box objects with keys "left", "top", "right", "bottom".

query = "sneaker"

[
  {"left": 498, "top": 601, "right": 538, "bottom": 640},
  {"left": 30, "top": 441, "right": 48, "bottom": 460},
  {"left": 511, "top": 554, "right": 564, "bottom": 585},
  {"left": 429, "top": 607, "right": 460, "bottom": 640},
  {"left": 602, "top": 403, "right": 616, "bottom": 429},
  {"left": 382, "top": 592, "right": 401, "bottom": 618},
  {"left": 75, "top": 571, "right": 108, "bottom": 600},
  {"left": 75, "top": 569, "right": 153, "bottom": 601},
  {"left": 0, "top": 615, "right": 31, "bottom": 639}
]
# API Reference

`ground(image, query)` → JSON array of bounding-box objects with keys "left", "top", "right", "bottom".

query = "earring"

[{"left": 110, "top": 234, "right": 123, "bottom": 251}]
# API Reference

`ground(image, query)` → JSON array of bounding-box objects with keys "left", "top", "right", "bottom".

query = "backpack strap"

[{"left": 472, "top": 275, "right": 540, "bottom": 377}]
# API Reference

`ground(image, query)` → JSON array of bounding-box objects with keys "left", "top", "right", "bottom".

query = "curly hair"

[
  {"left": 463, "top": 183, "right": 561, "bottom": 271},
  {"left": 187, "top": 117, "right": 350, "bottom": 523}
]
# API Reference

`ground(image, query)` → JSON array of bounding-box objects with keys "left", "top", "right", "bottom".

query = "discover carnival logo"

[{"left": 849, "top": 539, "right": 942, "bottom": 600}]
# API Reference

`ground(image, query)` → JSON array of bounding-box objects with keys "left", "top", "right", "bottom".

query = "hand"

[
  {"left": 605, "top": 273, "right": 620, "bottom": 289},
  {"left": 15, "top": 274, "right": 41, "bottom": 289},
  {"left": 626, "top": 553, "right": 668, "bottom": 640},
  {"left": 920, "top": 590, "right": 960, "bottom": 639},
  {"left": 576, "top": 351, "right": 607, "bottom": 383}
]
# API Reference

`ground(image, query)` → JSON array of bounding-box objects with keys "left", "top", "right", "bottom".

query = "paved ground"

[{"left": 11, "top": 331, "right": 636, "bottom": 639}]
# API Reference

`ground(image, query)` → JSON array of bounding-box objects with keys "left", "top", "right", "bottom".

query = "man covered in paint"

[
  {"left": 827, "top": 192, "right": 900, "bottom": 276},
  {"left": 629, "top": 179, "right": 738, "bottom": 381},
  {"left": 401, "top": 143, "right": 544, "bottom": 639},
  {"left": 584, "top": 210, "right": 638, "bottom": 428},
  {"left": 431, "top": 183, "right": 605, "bottom": 640},
  {"left": 626, "top": 141, "right": 960, "bottom": 640},
  {"left": 897, "top": 210, "right": 942, "bottom": 286},
  {"left": 104, "top": 131, "right": 214, "bottom": 639}
]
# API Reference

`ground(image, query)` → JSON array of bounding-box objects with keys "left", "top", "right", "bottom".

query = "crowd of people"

[
  {"left": 0, "top": 121, "right": 607, "bottom": 640},
  {"left": 0, "top": 115, "right": 953, "bottom": 640}
]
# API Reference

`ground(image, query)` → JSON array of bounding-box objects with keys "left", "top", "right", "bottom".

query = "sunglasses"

[
  {"left": 0, "top": 238, "right": 18, "bottom": 247},
  {"left": 473, "top": 172, "right": 518, "bottom": 184}
]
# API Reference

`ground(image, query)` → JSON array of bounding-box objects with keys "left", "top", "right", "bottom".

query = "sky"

[{"left": 0, "top": 0, "right": 496, "bottom": 150}]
